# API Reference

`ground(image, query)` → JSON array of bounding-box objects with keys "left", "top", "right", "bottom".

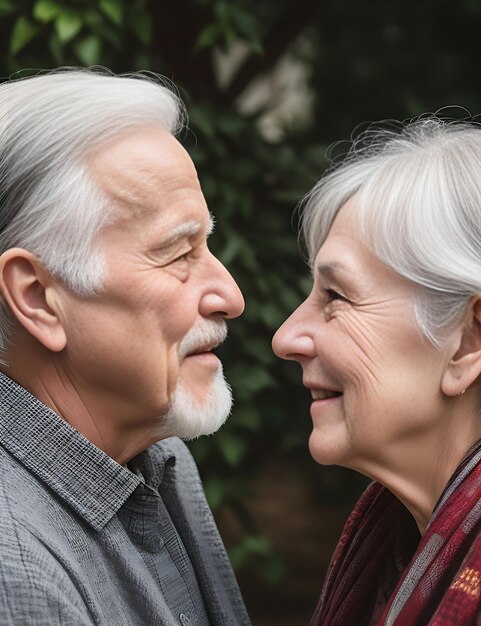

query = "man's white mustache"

[{"left": 178, "top": 319, "right": 228, "bottom": 359}]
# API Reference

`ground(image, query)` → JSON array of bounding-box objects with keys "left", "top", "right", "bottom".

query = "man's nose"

[{"left": 199, "top": 253, "right": 245, "bottom": 319}]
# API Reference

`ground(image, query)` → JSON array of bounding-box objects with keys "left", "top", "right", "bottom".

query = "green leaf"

[
  {"left": 231, "top": 159, "right": 257, "bottom": 181},
  {"left": 230, "top": 364, "right": 275, "bottom": 400},
  {"left": 82, "top": 8, "right": 102, "bottom": 28},
  {"left": 227, "top": 535, "right": 276, "bottom": 572},
  {"left": 230, "top": 7, "right": 263, "bottom": 53},
  {"left": 74, "top": 35, "right": 101, "bottom": 65},
  {"left": 133, "top": 50, "right": 153, "bottom": 71},
  {"left": 243, "top": 535, "right": 271, "bottom": 554},
  {"left": 216, "top": 432, "right": 247, "bottom": 466},
  {"left": 100, "top": 0, "right": 122, "bottom": 26},
  {"left": 0, "top": 0, "right": 16, "bottom": 17},
  {"left": 55, "top": 12, "right": 82, "bottom": 43},
  {"left": 241, "top": 339, "right": 275, "bottom": 367},
  {"left": 227, "top": 543, "right": 249, "bottom": 571},
  {"left": 279, "top": 284, "right": 302, "bottom": 311},
  {"left": 300, "top": 275, "right": 313, "bottom": 296},
  {"left": 467, "top": 0, "right": 481, "bottom": 13},
  {"left": 228, "top": 242, "right": 257, "bottom": 272},
  {"left": 214, "top": 0, "right": 229, "bottom": 21},
  {"left": 189, "top": 106, "right": 216, "bottom": 139},
  {"left": 195, "top": 23, "right": 221, "bottom": 50},
  {"left": 233, "top": 406, "right": 262, "bottom": 431},
  {"left": 131, "top": 11, "right": 151, "bottom": 45},
  {"left": 187, "top": 437, "right": 213, "bottom": 465},
  {"left": 259, "top": 553, "right": 287, "bottom": 585},
  {"left": 33, "top": 0, "right": 60, "bottom": 23},
  {"left": 246, "top": 37, "right": 263, "bottom": 55},
  {"left": 223, "top": 25, "right": 237, "bottom": 49},
  {"left": 259, "top": 302, "right": 287, "bottom": 330},
  {"left": 10, "top": 17, "right": 40, "bottom": 55},
  {"left": 48, "top": 31, "right": 63, "bottom": 64},
  {"left": 218, "top": 234, "right": 243, "bottom": 266},
  {"left": 203, "top": 477, "right": 226, "bottom": 510},
  {"left": 216, "top": 114, "right": 246, "bottom": 136}
]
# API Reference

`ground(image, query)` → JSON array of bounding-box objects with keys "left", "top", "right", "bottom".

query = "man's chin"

[{"left": 157, "top": 367, "right": 233, "bottom": 441}]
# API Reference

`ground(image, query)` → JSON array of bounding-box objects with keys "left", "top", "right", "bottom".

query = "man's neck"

[{"left": 3, "top": 344, "right": 163, "bottom": 465}]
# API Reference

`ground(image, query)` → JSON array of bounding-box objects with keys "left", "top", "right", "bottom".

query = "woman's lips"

[
  {"left": 310, "top": 389, "right": 343, "bottom": 400},
  {"left": 307, "top": 386, "right": 343, "bottom": 417},
  {"left": 310, "top": 393, "right": 343, "bottom": 417}
]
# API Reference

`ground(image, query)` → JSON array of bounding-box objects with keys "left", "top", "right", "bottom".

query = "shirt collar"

[
  {"left": 128, "top": 445, "right": 176, "bottom": 490},
  {"left": 0, "top": 372, "right": 173, "bottom": 531}
]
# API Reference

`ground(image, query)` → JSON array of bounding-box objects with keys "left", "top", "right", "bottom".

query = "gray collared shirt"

[{"left": 0, "top": 373, "right": 250, "bottom": 626}]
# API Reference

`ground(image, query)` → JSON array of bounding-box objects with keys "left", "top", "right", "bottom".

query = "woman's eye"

[{"left": 325, "top": 288, "right": 346, "bottom": 302}]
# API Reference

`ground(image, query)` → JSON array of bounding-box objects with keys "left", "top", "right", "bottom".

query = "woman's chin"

[{"left": 308, "top": 430, "right": 350, "bottom": 466}]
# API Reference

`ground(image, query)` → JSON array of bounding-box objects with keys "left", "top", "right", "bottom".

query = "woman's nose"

[{"left": 272, "top": 304, "right": 316, "bottom": 361}]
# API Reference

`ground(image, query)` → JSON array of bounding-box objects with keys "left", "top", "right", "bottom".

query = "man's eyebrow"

[
  {"left": 157, "top": 214, "right": 215, "bottom": 249},
  {"left": 169, "top": 220, "right": 201, "bottom": 240},
  {"left": 207, "top": 213, "right": 215, "bottom": 236}
]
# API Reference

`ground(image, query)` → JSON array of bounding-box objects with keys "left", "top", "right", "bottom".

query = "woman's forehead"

[{"left": 317, "top": 215, "right": 416, "bottom": 297}]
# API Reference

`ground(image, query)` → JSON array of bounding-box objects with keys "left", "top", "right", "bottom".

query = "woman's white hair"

[
  {"left": 0, "top": 67, "right": 185, "bottom": 360},
  {"left": 301, "top": 114, "right": 481, "bottom": 346}
]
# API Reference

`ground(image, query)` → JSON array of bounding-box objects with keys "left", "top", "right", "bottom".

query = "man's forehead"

[{"left": 88, "top": 126, "right": 199, "bottom": 208}]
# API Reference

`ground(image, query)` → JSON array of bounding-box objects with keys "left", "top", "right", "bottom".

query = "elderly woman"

[{"left": 273, "top": 116, "right": 481, "bottom": 625}]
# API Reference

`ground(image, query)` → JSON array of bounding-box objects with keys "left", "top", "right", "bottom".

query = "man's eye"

[{"left": 172, "top": 251, "right": 190, "bottom": 263}]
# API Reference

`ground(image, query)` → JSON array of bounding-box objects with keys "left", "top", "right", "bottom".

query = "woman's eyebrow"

[{"left": 317, "top": 262, "right": 349, "bottom": 281}]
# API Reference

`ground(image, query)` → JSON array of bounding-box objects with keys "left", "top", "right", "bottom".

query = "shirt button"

[{"left": 179, "top": 614, "right": 191, "bottom": 625}]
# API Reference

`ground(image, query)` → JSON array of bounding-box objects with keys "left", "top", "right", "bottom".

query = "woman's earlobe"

[
  {"left": 441, "top": 358, "right": 473, "bottom": 397},
  {"left": 0, "top": 249, "right": 67, "bottom": 353},
  {"left": 441, "top": 298, "right": 481, "bottom": 397}
]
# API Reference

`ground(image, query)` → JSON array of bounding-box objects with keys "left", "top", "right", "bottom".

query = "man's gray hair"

[
  {"left": 301, "top": 115, "right": 481, "bottom": 346},
  {"left": 0, "top": 68, "right": 184, "bottom": 360}
]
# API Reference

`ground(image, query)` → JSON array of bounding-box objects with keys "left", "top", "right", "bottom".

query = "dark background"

[{"left": 1, "top": 1, "right": 480, "bottom": 623}]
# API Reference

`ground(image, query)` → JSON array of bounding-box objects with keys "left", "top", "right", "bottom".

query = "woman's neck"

[{"left": 348, "top": 399, "right": 481, "bottom": 534}]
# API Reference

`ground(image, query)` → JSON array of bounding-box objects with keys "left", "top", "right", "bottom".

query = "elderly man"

[{"left": 0, "top": 70, "right": 250, "bottom": 625}]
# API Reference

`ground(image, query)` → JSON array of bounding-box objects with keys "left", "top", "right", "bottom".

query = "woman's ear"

[
  {"left": 0, "top": 248, "right": 67, "bottom": 352},
  {"left": 442, "top": 296, "right": 481, "bottom": 397}
]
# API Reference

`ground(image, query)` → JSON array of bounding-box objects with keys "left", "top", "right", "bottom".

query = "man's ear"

[
  {"left": 0, "top": 248, "right": 66, "bottom": 352},
  {"left": 442, "top": 296, "right": 481, "bottom": 397}
]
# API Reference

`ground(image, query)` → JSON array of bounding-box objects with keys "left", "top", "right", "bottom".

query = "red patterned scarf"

[{"left": 311, "top": 441, "right": 481, "bottom": 625}]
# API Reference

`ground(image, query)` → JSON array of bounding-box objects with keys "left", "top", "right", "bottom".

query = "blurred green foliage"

[{"left": 3, "top": 0, "right": 481, "bottom": 586}]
